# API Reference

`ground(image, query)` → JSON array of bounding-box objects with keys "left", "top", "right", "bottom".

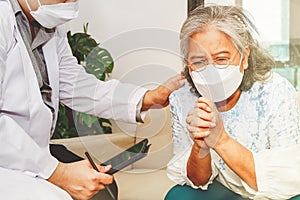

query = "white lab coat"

[{"left": 0, "top": 0, "right": 146, "bottom": 179}]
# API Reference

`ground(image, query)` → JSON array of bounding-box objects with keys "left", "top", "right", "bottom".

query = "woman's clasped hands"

[{"left": 186, "top": 97, "right": 226, "bottom": 155}]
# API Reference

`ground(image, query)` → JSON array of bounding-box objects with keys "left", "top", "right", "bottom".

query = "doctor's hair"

[{"left": 180, "top": 5, "right": 274, "bottom": 93}]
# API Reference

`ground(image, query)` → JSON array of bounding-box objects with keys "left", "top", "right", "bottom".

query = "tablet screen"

[{"left": 101, "top": 139, "right": 150, "bottom": 174}]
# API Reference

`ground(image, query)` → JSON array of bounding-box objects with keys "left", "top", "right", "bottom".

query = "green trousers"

[{"left": 165, "top": 181, "right": 300, "bottom": 200}]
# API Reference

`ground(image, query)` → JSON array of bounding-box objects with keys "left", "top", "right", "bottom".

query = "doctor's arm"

[
  {"left": 0, "top": 112, "right": 113, "bottom": 200},
  {"left": 0, "top": 114, "right": 58, "bottom": 178},
  {"left": 141, "top": 75, "right": 186, "bottom": 111},
  {"left": 0, "top": 53, "right": 113, "bottom": 200},
  {"left": 56, "top": 28, "right": 184, "bottom": 123}
]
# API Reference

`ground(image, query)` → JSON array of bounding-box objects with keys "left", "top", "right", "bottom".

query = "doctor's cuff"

[
  {"left": 135, "top": 93, "right": 148, "bottom": 123},
  {"left": 24, "top": 153, "right": 59, "bottom": 180}
]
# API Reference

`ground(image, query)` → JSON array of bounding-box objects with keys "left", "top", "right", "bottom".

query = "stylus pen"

[{"left": 85, "top": 152, "right": 116, "bottom": 200}]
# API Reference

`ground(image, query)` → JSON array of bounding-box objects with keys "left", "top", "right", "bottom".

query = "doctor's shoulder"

[
  {"left": 55, "top": 24, "right": 69, "bottom": 38},
  {"left": 0, "top": 0, "right": 18, "bottom": 54},
  {"left": 0, "top": 0, "right": 15, "bottom": 24}
]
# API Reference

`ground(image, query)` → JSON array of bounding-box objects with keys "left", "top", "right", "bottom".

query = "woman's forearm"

[
  {"left": 187, "top": 144, "right": 212, "bottom": 186},
  {"left": 213, "top": 133, "right": 258, "bottom": 190}
]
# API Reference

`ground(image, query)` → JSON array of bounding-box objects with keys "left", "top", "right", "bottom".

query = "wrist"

[
  {"left": 141, "top": 90, "right": 153, "bottom": 111},
  {"left": 141, "top": 85, "right": 170, "bottom": 111},
  {"left": 192, "top": 143, "right": 210, "bottom": 159},
  {"left": 212, "top": 130, "right": 231, "bottom": 152},
  {"left": 47, "top": 162, "right": 67, "bottom": 187}
]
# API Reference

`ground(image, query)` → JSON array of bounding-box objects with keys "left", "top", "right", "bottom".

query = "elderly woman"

[{"left": 165, "top": 5, "right": 300, "bottom": 200}]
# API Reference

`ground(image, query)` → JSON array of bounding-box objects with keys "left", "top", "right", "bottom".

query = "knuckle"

[
  {"left": 104, "top": 175, "right": 113, "bottom": 184},
  {"left": 87, "top": 184, "right": 97, "bottom": 191},
  {"left": 99, "top": 185, "right": 105, "bottom": 190},
  {"left": 89, "top": 176, "right": 98, "bottom": 184},
  {"left": 86, "top": 191, "right": 96, "bottom": 199},
  {"left": 109, "top": 176, "right": 114, "bottom": 183}
]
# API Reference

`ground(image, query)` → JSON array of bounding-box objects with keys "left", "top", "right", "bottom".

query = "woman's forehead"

[{"left": 188, "top": 28, "right": 237, "bottom": 55}]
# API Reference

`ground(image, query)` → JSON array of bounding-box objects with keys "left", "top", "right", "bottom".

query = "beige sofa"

[{"left": 51, "top": 92, "right": 300, "bottom": 200}]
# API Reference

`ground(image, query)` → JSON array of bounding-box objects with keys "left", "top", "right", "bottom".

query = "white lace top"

[{"left": 167, "top": 72, "right": 300, "bottom": 199}]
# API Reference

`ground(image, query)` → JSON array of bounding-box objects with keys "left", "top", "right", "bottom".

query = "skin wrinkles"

[
  {"left": 186, "top": 27, "right": 257, "bottom": 190},
  {"left": 187, "top": 28, "right": 250, "bottom": 112}
]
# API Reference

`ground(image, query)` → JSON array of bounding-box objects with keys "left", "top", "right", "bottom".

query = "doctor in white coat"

[{"left": 0, "top": 0, "right": 185, "bottom": 199}]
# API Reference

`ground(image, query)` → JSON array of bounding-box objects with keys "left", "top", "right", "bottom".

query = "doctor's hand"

[
  {"left": 141, "top": 75, "right": 185, "bottom": 111},
  {"left": 186, "top": 97, "right": 226, "bottom": 150},
  {"left": 48, "top": 160, "right": 113, "bottom": 200}
]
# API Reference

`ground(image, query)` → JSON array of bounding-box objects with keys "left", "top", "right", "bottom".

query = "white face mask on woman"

[
  {"left": 25, "top": 0, "right": 79, "bottom": 29},
  {"left": 190, "top": 61, "right": 244, "bottom": 103}
]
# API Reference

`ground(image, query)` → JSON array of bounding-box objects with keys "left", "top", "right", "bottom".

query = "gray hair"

[{"left": 181, "top": 5, "right": 274, "bottom": 94}]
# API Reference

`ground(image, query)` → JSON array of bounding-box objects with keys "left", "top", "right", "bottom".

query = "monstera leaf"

[
  {"left": 67, "top": 23, "right": 114, "bottom": 81},
  {"left": 67, "top": 31, "right": 98, "bottom": 63},
  {"left": 86, "top": 46, "right": 114, "bottom": 81}
]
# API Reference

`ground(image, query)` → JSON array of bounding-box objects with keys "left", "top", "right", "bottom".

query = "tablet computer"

[{"left": 101, "top": 138, "right": 151, "bottom": 175}]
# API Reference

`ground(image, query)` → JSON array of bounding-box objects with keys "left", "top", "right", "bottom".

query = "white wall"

[
  {"left": 68, "top": 0, "right": 187, "bottom": 83},
  {"left": 67, "top": 0, "right": 187, "bottom": 134}
]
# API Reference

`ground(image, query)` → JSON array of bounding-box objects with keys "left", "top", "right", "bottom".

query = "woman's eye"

[
  {"left": 215, "top": 57, "right": 228, "bottom": 61},
  {"left": 215, "top": 57, "right": 229, "bottom": 64},
  {"left": 193, "top": 60, "right": 207, "bottom": 67}
]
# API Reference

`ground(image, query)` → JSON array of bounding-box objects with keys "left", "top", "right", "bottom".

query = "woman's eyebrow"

[
  {"left": 190, "top": 55, "right": 206, "bottom": 60},
  {"left": 188, "top": 54, "right": 207, "bottom": 61},
  {"left": 188, "top": 50, "right": 233, "bottom": 60},
  {"left": 211, "top": 50, "right": 231, "bottom": 57}
]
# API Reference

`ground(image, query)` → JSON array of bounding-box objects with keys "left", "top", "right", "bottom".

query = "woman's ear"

[{"left": 242, "top": 47, "right": 251, "bottom": 70}]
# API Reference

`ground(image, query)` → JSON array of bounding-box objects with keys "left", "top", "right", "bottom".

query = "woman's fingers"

[
  {"left": 186, "top": 109, "right": 215, "bottom": 127},
  {"left": 189, "top": 130, "right": 210, "bottom": 139},
  {"left": 196, "top": 97, "right": 215, "bottom": 110},
  {"left": 187, "top": 107, "right": 214, "bottom": 122}
]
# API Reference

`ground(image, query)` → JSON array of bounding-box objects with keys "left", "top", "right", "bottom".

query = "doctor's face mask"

[{"left": 25, "top": 0, "right": 79, "bottom": 29}]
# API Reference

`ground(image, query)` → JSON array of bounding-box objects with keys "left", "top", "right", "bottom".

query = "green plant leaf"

[
  {"left": 86, "top": 46, "right": 114, "bottom": 80},
  {"left": 99, "top": 118, "right": 112, "bottom": 125},
  {"left": 77, "top": 112, "right": 99, "bottom": 127}
]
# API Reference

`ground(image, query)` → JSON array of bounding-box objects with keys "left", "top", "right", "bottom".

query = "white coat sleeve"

[
  {"left": 55, "top": 27, "right": 147, "bottom": 123},
  {"left": 0, "top": 1, "right": 58, "bottom": 179},
  {"left": 166, "top": 92, "right": 218, "bottom": 189}
]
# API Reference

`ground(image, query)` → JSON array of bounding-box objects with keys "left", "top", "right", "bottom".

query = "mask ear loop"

[{"left": 24, "top": 0, "right": 42, "bottom": 12}]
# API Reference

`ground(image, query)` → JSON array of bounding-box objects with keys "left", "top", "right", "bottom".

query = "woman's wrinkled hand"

[{"left": 186, "top": 97, "right": 226, "bottom": 150}]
